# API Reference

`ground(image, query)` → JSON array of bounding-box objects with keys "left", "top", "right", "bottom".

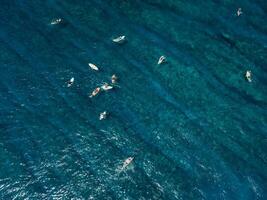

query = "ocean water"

[{"left": 0, "top": 0, "right": 267, "bottom": 199}]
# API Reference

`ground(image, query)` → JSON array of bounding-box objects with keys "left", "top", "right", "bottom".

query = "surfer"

[
  {"left": 99, "top": 111, "right": 107, "bottom": 120},
  {"left": 245, "top": 70, "right": 252, "bottom": 82},
  {"left": 158, "top": 56, "right": 166, "bottom": 65},
  {"left": 120, "top": 157, "right": 134, "bottom": 171},
  {"left": 88, "top": 63, "right": 99, "bottom": 71},
  {"left": 67, "top": 77, "right": 74, "bottom": 87},
  {"left": 89, "top": 87, "right": 101, "bottom": 98},
  {"left": 112, "top": 35, "right": 126, "bottom": 44},
  {"left": 50, "top": 18, "right": 62, "bottom": 25},
  {"left": 101, "top": 83, "right": 113, "bottom": 91}
]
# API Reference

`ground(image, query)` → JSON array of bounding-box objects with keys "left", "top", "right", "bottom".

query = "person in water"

[{"left": 111, "top": 74, "right": 118, "bottom": 84}]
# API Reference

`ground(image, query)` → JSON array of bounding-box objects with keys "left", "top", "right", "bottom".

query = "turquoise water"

[{"left": 0, "top": 0, "right": 267, "bottom": 199}]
